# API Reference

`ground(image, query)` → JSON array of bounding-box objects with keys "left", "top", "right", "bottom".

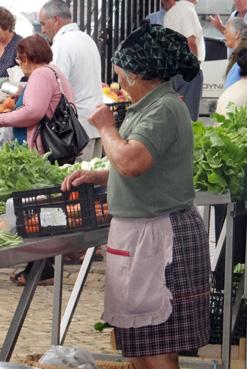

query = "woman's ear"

[
  {"left": 20, "top": 54, "right": 28, "bottom": 65},
  {"left": 126, "top": 72, "right": 138, "bottom": 86}
]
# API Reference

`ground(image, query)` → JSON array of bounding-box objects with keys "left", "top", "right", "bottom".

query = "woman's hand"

[
  {"left": 61, "top": 170, "right": 97, "bottom": 192},
  {"left": 88, "top": 104, "right": 115, "bottom": 131},
  {"left": 209, "top": 15, "right": 225, "bottom": 34},
  {"left": 61, "top": 169, "right": 109, "bottom": 191}
]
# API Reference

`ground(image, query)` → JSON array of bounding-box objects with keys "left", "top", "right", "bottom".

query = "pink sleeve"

[{"left": 0, "top": 68, "right": 54, "bottom": 127}]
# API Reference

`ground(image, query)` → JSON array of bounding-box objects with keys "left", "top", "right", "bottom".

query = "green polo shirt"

[{"left": 107, "top": 81, "right": 195, "bottom": 218}]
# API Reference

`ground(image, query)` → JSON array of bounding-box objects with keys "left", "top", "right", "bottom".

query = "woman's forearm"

[
  {"left": 99, "top": 126, "right": 153, "bottom": 177},
  {"left": 92, "top": 170, "right": 109, "bottom": 186}
]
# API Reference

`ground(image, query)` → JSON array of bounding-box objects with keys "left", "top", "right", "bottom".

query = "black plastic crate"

[
  {"left": 107, "top": 101, "right": 131, "bottom": 129},
  {"left": 209, "top": 273, "right": 246, "bottom": 344},
  {"left": 12, "top": 184, "right": 111, "bottom": 238},
  {"left": 94, "top": 186, "right": 111, "bottom": 227}
]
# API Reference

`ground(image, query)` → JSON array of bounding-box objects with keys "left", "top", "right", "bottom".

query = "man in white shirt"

[
  {"left": 146, "top": 0, "right": 176, "bottom": 26},
  {"left": 39, "top": 0, "right": 103, "bottom": 160},
  {"left": 164, "top": 0, "right": 205, "bottom": 121}
]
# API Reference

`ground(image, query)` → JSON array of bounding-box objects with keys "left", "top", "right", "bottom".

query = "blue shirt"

[
  {"left": 227, "top": 11, "right": 247, "bottom": 57},
  {"left": 224, "top": 63, "right": 241, "bottom": 89},
  {"left": 0, "top": 33, "right": 22, "bottom": 77},
  {"left": 13, "top": 89, "right": 27, "bottom": 143},
  {"left": 146, "top": 8, "right": 166, "bottom": 26}
]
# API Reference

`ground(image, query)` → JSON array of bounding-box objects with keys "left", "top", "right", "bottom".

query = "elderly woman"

[
  {"left": 224, "top": 17, "right": 247, "bottom": 88},
  {"left": 1, "top": 33, "right": 74, "bottom": 286},
  {"left": 0, "top": 7, "right": 23, "bottom": 77},
  {"left": 62, "top": 23, "right": 210, "bottom": 369},
  {"left": 218, "top": 48, "right": 247, "bottom": 115},
  {"left": 0, "top": 33, "right": 73, "bottom": 153}
]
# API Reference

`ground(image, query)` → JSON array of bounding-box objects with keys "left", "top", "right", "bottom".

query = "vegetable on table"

[
  {"left": 0, "top": 231, "right": 23, "bottom": 248},
  {"left": 0, "top": 201, "right": 5, "bottom": 215},
  {"left": 193, "top": 105, "right": 247, "bottom": 199},
  {"left": 24, "top": 214, "right": 40, "bottom": 234},
  {"left": 0, "top": 141, "right": 65, "bottom": 201}
]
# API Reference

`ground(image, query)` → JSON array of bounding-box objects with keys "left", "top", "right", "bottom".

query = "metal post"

[
  {"left": 59, "top": 247, "right": 96, "bottom": 344},
  {"left": 0, "top": 260, "right": 46, "bottom": 361},
  {"left": 51, "top": 255, "right": 63, "bottom": 345},
  {"left": 222, "top": 202, "right": 234, "bottom": 369}
]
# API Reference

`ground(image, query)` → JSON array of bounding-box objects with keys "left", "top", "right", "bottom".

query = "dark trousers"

[{"left": 172, "top": 69, "right": 203, "bottom": 121}]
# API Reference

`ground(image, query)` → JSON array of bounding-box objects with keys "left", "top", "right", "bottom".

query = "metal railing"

[{"left": 69, "top": 0, "right": 160, "bottom": 83}]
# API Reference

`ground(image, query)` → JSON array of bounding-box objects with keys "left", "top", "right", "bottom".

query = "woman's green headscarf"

[{"left": 112, "top": 21, "right": 200, "bottom": 82}]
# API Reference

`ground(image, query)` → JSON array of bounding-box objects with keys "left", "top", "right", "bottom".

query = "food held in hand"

[
  {"left": 102, "top": 82, "right": 130, "bottom": 102},
  {"left": 0, "top": 97, "right": 15, "bottom": 113}
]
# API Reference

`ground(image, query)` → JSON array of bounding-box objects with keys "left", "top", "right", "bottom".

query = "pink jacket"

[{"left": 0, "top": 64, "right": 74, "bottom": 154}]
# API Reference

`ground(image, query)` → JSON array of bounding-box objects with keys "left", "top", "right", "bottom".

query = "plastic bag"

[
  {"left": 7, "top": 65, "right": 24, "bottom": 83},
  {"left": 0, "top": 198, "right": 16, "bottom": 233},
  {"left": 0, "top": 127, "right": 13, "bottom": 146},
  {"left": 39, "top": 345, "right": 98, "bottom": 369}
]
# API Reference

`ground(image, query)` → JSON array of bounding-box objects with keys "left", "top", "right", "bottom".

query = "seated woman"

[
  {"left": 224, "top": 17, "right": 247, "bottom": 89},
  {"left": 0, "top": 33, "right": 74, "bottom": 286},
  {"left": 217, "top": 48, "right": 247, "bottom": 115}
]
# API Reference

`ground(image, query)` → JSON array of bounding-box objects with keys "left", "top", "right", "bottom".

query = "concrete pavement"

[{"left": 0, "top": 260, "right": 116, "bottom": 363}]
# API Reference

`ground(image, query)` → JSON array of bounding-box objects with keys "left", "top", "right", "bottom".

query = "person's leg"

[
  {"left": 10, "top": 259, "right": 54, "bottom": 286},
  {"left": 184, "top": 70, "right": 203, "bottom": 121},
  {"left": 129, "top": 357, "right": 147, "bottom": 369},
  {"left": 131, "top": 353, "right": 179, "bottom": 369},
  {"left": 172, "top": 70, "right": 203, "bottom": 121}
]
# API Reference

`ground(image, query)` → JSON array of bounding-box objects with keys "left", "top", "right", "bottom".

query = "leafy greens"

[{"left": 193, "top": 105, "right": 247, "bottom": 199}]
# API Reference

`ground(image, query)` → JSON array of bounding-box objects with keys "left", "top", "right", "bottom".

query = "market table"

[
  {"left": 0, "top": 228, "right": 109, "bottom": 361},
  {"left": 195, "top": 192, "right": 247, "bottom": 369},
  {"left": 0, "top": 192, "right": 246, "bottom": 369}
]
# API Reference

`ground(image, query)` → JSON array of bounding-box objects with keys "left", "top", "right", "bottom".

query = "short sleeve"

[
  {"left": 127, "top": 104, "right": 177, "bottom": 160},
  {"left": 180, "top": 11, "right": 198, "bottom": 38}
]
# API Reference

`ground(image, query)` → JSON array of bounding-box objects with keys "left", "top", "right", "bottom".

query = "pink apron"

[{"left": 102, "top": 215, "right": 174, "bottom": 328}]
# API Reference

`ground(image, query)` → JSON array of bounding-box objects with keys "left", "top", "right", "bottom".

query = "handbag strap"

[
  {"left": 45, "top": 65, "right": 78, "bottom": 116},
  {"left": 45, "top": 65, "right": 65, "bottom": 95},
  {"left": 33, "top": 65, "right": 64, "bottom": 148}
]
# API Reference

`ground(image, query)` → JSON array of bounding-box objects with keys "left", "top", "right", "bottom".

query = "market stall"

[{"left": 0, "top": 102, "right": 246, "bottom": 368}]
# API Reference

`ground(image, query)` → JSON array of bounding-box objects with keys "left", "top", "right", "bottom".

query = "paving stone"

[{"left": 0, "top": 262, "right": 116, "bottom": 362}]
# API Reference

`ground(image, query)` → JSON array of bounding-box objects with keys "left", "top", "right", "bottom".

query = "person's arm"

[
  {"left": 88, "top": 105, "right": 154, "bottom": 177},
  {"left": 209, "top": 15, "right": 225, "bottom": 34},
  {"left": 61, "top": 169, "right": 109, "bottom": 191},
  {"left": 187, "top": 35, "right": 198, "bottom": 57},
  {"left": 0, "top": 69, "right": 54, "bottom": 127}
]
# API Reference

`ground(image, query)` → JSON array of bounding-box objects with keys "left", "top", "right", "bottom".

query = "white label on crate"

[{"left": 40, "top": 208, "right": 66, "bottom": 227}]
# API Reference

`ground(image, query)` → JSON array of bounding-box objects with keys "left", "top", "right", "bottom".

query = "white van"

[{"left": 196, "top": 0, "right": 234, "bottom": 116}]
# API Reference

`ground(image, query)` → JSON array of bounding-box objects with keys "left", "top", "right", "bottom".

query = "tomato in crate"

[
  {"left": 93, "top": 186, "right": 111, "bottom": 226},
  {"left": 12, "top": 184, "right": 110, "bottom": 238}
]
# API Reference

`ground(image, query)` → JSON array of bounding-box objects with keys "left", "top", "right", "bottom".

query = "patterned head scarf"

[{"left": 112, "top": 21, "right": 200, "bottom": 82}]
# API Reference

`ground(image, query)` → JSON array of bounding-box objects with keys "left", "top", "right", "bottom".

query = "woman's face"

[
  {"left": 0, "top": 26, "right": 9, "bottom": 43},
  {"left": 15, "top": 54, "right": 31, "bottom": 77},
  {"left": 113, "top": 65, "right": 139, "bottom": 99},
  {"left": 113, "top": 65, "right": 130, "bottom": 92},
  {"left": 224, "top": 22, "right": 240, "bottom": 49},
  {"left": 235, "top": 0, "right": 247, "bottom": 15}
]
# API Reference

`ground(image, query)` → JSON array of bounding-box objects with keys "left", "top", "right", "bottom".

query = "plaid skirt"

[{"left": 114, "top": 207, "right": 210, "bottom": 357}]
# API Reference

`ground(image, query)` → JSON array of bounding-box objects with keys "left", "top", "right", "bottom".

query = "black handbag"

[{"left": 36, "top": 66, "right": 89, "bottom": 165}]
